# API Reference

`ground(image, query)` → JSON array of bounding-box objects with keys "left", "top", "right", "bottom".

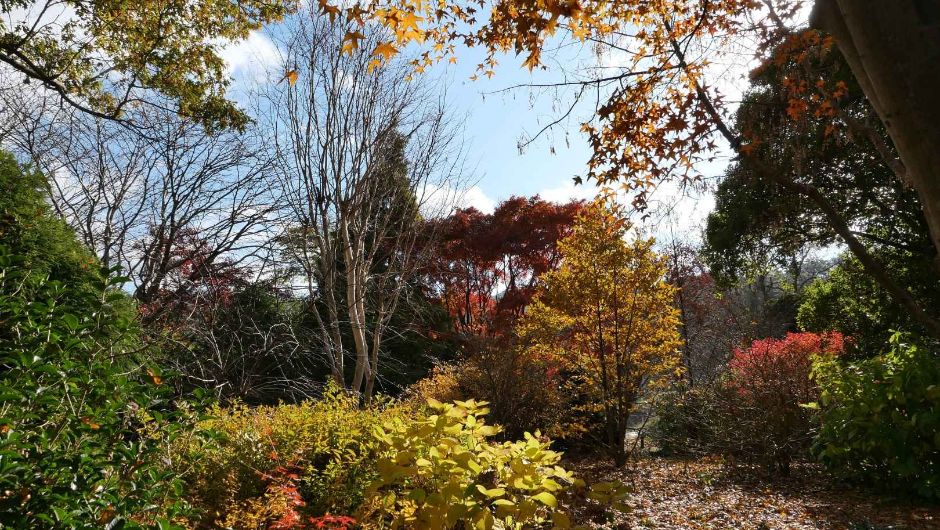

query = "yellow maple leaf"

[
  {"left": 523, "top": 51, "right": 541, "bottom": 70},
  {"left": 401, "top": 27, "right": 425, "bottom": 43},
  {"left": 371, "top": 41, "right": 398, "bottom": 61},
  {"left": 399, "top": 10, "right": 423, "bottom": 31},
  {"left": 342, "top": 31, "right": 365, "bottom": 54}
]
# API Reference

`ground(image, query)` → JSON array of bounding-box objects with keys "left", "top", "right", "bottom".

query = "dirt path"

[{"left": 566, "top": 456, "right": 940, "bottom": 529}]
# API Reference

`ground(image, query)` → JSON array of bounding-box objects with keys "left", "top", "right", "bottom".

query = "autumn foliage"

[
  {"left": 725, "top": 332, "right": 845, "bottom": 471},
  {"left": 729, "top": 332, "right": 845, "bottom": 398},
  {"left": 430, "top": 196, "right": 582, "bottom": 336},
  {"left": 653, "top": 331, "right": 846, "bottom": 471},
  {"left": 319, "top": 0, "right": 793, "bottom": 205},
  {"left": 521, "top": 199, "right": 682, "bottom": 464}
]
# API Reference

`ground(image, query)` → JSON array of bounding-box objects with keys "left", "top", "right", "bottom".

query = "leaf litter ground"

[{"left": 566, "top": 456, "right": 939, "bottom": 529}]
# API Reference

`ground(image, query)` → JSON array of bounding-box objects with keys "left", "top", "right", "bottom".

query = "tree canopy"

[
  {"left": 0, "top": 0, "right": 294, "bottom": 129},
  {"left": 521, "top": 199, "right": 682, "bottom": 464}
]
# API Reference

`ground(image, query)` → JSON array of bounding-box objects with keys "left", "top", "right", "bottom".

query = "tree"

[
  {"left": 429, "top": 196, "right": 582, "bottom": 337},
  {"left": 156, "top": 273, "right": 317, "bottom": 404},
  {"left": 798, "top": 252, "right": 940, "bottom": 354},
  {"left": 0, "top": 0, "right": 293, "bottom": 130},
  {"left": 520, "top": 199, "right": 682, "bottom": 465},
  {"left": 261, "top": 12, "right": 464, "bottom": 401},
  {"left": 315, "top": 0, "right": 940, "bottom": 338},
  {"left": 0, "top": 149, "right": 104, "bottom": 305},
  {"left": 664, "top": 240, "right": 744, "bottom": 385},
  {"left": 704, "top": 37, "right": 940, "bottom": 339},
  {"left": 809, "top": 0, "right": 940, "bottom": 270},
  {"left": 5, "top": 99, "right": 273, "bottom": 314}
]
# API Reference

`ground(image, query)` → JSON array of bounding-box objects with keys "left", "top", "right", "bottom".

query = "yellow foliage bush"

[
  {"left": 403, "top": 363, "right": 464, "bottom": 406},
  {"left": 178, "top": 385, "right": 400, "bottom": 528},
  {"left": 360, "top": 398, "right": 581, "bottom": 529},
  {"left": 406, "top": 343, "right": 571, "bottom": 440},
  {"left": 177, "top": 388, "right": 587, "bottom": 529}
]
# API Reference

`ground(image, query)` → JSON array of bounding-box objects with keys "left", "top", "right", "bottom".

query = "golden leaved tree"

[{"left": 520, "top": 199, "right": 682, "bottom": 465}]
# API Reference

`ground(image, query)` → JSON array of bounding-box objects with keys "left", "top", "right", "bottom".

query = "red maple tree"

[{"left": 428, "top": 196, "right": 582, "bottom": 336}]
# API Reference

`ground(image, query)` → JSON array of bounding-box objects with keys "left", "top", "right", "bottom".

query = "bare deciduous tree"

[
  {"left": 258, "top": 13, "right": 465, "bottom": 401},
  {"left": 4, "top": 94, "right": 274, "bottom": 315}
]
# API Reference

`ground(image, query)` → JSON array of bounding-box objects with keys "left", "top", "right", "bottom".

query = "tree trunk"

[
  {"left": 363, "top": 315, "right": 384, "bottom": 405},
  {"left": 613, "top": 419, "right": 629, "bottom": 467},
  {"left": 343, "top": 220, "right": 371, "bottom": 395},
  {"left": 812, "top": 0, "right": 940, "bottom": 268}
]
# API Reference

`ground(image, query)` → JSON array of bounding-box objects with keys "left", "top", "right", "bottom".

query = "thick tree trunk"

[{"left": 812, "top": 0, "right": 940, "bottom": 268}]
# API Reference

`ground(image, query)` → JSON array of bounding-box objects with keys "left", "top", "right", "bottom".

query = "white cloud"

[
  {"left": 458, "top": 186, "right": 497, "bottom": 214},
  {"left": 419, "top": 184, "right": 497, "bottom": 217},
  {"left": 536, "top": 181, "right": 599, "bottom": 204},
  {"left": 220, "top": 31, "right": 281, "bottom": 81}
]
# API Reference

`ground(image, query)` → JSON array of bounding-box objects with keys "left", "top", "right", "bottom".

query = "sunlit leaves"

[
  {"left": 427, "top": 197, "right": 582, "bottom": 337},
  {"left": 0, "top": 0, "right": 296, "bottom": 129},
  {"left": 372, "top": 41, "right": 399, "bottom": 61},
  {"left": 283, "top": 69, "right": 299, "bottom": 86},
  {"left": 520, "top": 199, "right": 683, "bottom": 461},
  {"left": 310, "top": 0, "right": 813, "bottom": 212},
  {"left": 342, "top": 31, "right": 366, "bottom": 53},
  {"left": 364, "top": 398, "right": 581, "bottom": 526}
]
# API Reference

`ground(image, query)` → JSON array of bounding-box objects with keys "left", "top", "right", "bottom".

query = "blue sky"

[
  {"left": 432, "top": 47, "right": 600, "bottom": 210},
  {"left": 221, "top": 24, "right": 725, "bottom": 239},
  {"left": 223, "top": 29, "right": 610, "bottom": 209}
]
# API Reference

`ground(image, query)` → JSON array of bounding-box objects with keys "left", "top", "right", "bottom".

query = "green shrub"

[
  {"left": 812, "top": 333, "right": 940, "bottom": 498},
  {"left": 0, "top": 248, "right": 187, "bottom": 529}
]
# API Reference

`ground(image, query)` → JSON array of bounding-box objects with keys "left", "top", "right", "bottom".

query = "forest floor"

[{"left": 566, "top": 456, "right": 940, "bottom": 530}]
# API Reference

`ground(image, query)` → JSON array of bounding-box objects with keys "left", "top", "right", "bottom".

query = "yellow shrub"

[
  {"left": 405, "top": 346, "right": 571, "bottom": 440},
  {"left": 178, "top": 385, "right": 403, "bottom": 528},
  {"left": 403, "top": 363, "right": 465, "bottom": 406},
  {"left": 359, "top": 399, "right": 582, "bottom": 529},
  {"left": 177, "top": 389, "right": 589, "bottom": 529}
]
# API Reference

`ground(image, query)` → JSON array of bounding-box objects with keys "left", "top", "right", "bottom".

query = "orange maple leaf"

[
  {"left": 283, "top": 69, "right": 299, "bottom": 86},
  {"left": 371, "top": 41, "right": 398, "bottom": 61},
  {"left": 341, "top": 31, "right": 365, "bottom": 54}
]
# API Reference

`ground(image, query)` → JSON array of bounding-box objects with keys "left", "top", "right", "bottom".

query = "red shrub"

[
  {"left": 307, "top": 515, "right": 357, "bottom": 529},
  {"left": 264, "top": 464, "right": 358, "bottom": 530},
  {"left": 723, "top": 332, "right": 845, "bottom": 472},
  {"left": 729, "top": 332, "right": 844, "bottom": 401}
]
